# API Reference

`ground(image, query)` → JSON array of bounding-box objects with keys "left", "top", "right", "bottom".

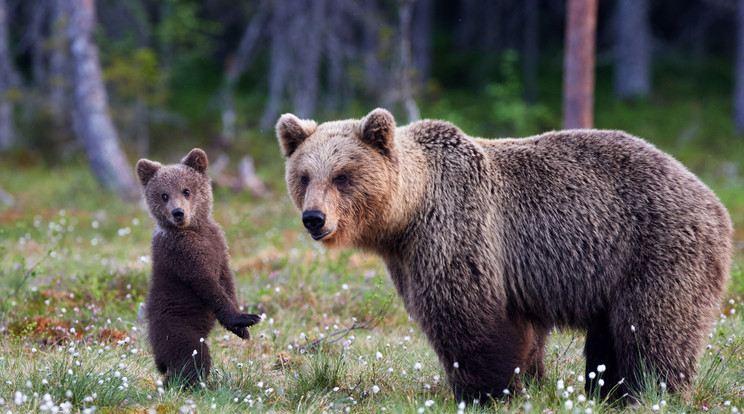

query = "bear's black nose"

[
  {"left": 302, "top": 210, "right": 326, "bottom": 232},
  {"left": 172, "top": 208, "right": 184, "bottom": 220}
]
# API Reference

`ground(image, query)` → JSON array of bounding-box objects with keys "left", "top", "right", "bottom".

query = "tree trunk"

[
  {"left": 66, "top": 0, "right": 138, "bottom": 199},
  {"left": 363, "top": 3, "right": 385, "bottom": 96},
  {"left": 260, "top": 2, "right": 291, "bottom": 129},
  {"left": 412, "top": 0, "right": 432, "bottom": 85},
  {"left": 0, "top": 0, "right": 19, "bottom": 151},
  {"left": 290, "top": 0, "right": 324, "bottom": 119},
  {"left": 523, "top": 0, "right": 539, "bottom": 105},
  {"left": 398, "top": 0, "right": 420, "bottom": 123},
  {"left": 28, "top": 0, "right": 48, "bottom": 88},
  {"left": 614, "top": 0, "right": 651, "bottom": 99},
  {"left": 563, "top": 0, "right": 597, "bottom": 129},
  {"left": 735, "top": 0, "right": 744, "bottom": 134},
  {"left": 48, "top": 0, "right": 69, "bottom": 124},
  {"left": 220, "top": 0, "right": 269, "bottom": 142}
]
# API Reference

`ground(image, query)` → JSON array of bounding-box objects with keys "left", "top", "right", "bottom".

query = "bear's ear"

[
  {"left": 136, "top": 159, "right": 162, "bottom": 187},
  {"left": 360, "top": 108, "right": 395, "bottom": 158},
  {"left": 182, "top": 148, "right": 208, "bottom": 173},
  {"left": 276, "top": 113, "right": 317, "bottom": 158}
]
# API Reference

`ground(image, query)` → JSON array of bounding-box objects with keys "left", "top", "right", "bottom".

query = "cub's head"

[
  {"left": 276, "top": 108, "right": 399, "bottom": 248},
  {"left": 136, "top": 148, "right": 212, "bottom": 230}
]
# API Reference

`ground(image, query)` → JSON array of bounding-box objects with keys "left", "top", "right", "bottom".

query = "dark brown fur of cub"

[{"left": 136, "top": 148, "right": 260, "bottom": 387}]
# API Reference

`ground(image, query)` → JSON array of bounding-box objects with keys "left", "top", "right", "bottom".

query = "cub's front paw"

[
  {"left": 237, "top": 313, "right": 262, "bottom": 327},
  {"left": 222, "top": 313, "right": 262, "bottom": 339}
]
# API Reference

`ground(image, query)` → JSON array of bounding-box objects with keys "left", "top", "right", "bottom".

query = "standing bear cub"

[
  {"left": 136, "top": 148, "right": 261, "bottom": 387},
  {"left": 277, "top": 108, "right": 733, "bottom": 402}
]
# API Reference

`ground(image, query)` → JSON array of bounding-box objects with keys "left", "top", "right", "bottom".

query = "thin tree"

[
  {"left": 523, "top": 0, "right": 539, "bottom": 105},
  {"left": 736, "top": 0, "right": 744, "bottom": 134},
  {"left": 260, "top": 0, "right": 360, "bottom": 128},
  {"left": 48, "top": 0, "right": 69, "bottom": 126},
  {"left": 398, "top": 0, "right": 420, "bottom": 123},
  {"left": 412, "top": 0, "right": 432, "bottom": 86},
  {"left": 614, "top": 0, "right": 651, "bottom": 99},
  {"left": 563, "top": 0, "right": 597, "bottom": 129},
  {"left": 66, "top": 0, "right": 138, "bottom": 199},
  {"left": 0, "top": 0, "right": 19, "bottom": 151},
  {"left": 219, "top": 0, "right": 270, "bottom": 143}
]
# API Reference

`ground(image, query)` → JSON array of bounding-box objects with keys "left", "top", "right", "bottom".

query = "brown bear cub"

[
  {"left": 136, "top": 148, "right": 261, "bottom": 387},
  {"left": 276, "top": 108, "right": 733, "bottom": 403}
]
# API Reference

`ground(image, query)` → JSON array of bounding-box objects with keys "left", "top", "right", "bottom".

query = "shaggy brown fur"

[
  {"left": 276, "top": 108, "right": 733, "bottom": 403},
  {"left": 136, "top": 148, "right": 261, "bottom": 387}
]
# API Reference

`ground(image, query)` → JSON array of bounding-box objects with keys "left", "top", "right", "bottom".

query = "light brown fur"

[{"left": 277, "top": 108, "right": 733, "bottom": 403}]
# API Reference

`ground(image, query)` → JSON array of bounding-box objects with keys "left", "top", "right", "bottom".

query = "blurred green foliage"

[{"left": 103, "top": 47, "right": 168, "bottom": 106}]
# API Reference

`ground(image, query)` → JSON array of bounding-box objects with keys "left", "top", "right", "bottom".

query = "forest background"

[{"left": 0, "top": 0, "right": 743, "bottom": 412}]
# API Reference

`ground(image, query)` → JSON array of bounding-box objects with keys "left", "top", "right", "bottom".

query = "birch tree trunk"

[
  {"left": 614, "top": 0, "right": 651, "bottom": 99},
  {"left": 0, "top": 0, "right": 19, "bottom": 151},
  {"left": 398, "top": 0, "right": 420, "bottom": 123},
  {"left": 563, "top": 0, "right": 597, "bottom": 129},
  {"left": 290, "top": 0, "right": 324, "bottom": 119},
  {"left": 735, "top": 0, "right": 744, "bottom": 134},
  {"left": 66, "top": 0, "right": 138, "bottom": 199},
  {"left": 260, "top": 2, "right": 291, "bottom": 129}
]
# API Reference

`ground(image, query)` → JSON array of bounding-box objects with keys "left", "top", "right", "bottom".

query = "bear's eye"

[
  {"left": 333, "top": 174, "right": 347, "bottom": 184},
  {"left": 183, "top": 189, "right": 190, "bottom": 197},
  {"left": 161, "top": 193, "right": 169, "bottom": 202},
  {"left": 300, "top": 175, "right": 309, "bottom": 186}
]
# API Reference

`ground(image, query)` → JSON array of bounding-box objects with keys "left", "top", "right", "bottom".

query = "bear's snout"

[
  {"left": 302, "top": 210, "right": 326, "bottom": 237},
  {"left": 172, "top": 208, "right": 185, "bottom": 221}
]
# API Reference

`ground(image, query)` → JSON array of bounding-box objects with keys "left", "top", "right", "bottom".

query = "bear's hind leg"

[
  {"left": 523, "top": 324, "right": 549, "bottom": 381},
  {"left": 165, "top": 339, "right": 212, "bottom": 388},
  {"left": 610, "top": 297, "right": 701, "bottom": 398}
]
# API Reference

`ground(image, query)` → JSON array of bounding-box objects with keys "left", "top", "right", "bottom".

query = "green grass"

[
  {"left": 0, "top": 158, "right": 742, "bottom": 413},
  {"left": 1, "top": 53, "right": 744, "bottom": 410}
]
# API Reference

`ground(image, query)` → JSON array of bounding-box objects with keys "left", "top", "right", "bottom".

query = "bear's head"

[
  {"left": 276, "top": 108, "right": 399, "bottom": 249},
  {"left": 136, "top": 148, "right": 213, "bottom": 230}
]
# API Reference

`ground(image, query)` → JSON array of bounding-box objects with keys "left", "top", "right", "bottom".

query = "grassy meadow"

[
  {"left": 2, "top": 60, "right": 744, "bottom": 412},
  {"left": 0, "top": 148, "right": 742, "bottom": 414}
]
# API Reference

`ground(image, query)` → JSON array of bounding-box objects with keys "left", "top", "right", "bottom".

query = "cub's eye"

[
  {"left": 333, "top": 175, "right": 347, "bottom": 184},
  {"left": 161, "top": 193, "right": 169, "bottom": 202},
  {"left": 183, "top": 189, "right": 190, "bottom": 197},
  {"left": 300, "top": 175, "right": 309, "bottom": 186}
]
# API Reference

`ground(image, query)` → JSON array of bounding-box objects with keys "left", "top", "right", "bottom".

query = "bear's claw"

[{"left": 222, "top": 313, "right": 262, "bottom": 339}]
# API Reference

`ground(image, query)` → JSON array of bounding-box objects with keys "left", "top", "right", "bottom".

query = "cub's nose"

[
  {"left": 302, "top": 210, "right": 326, "bottom": 232},
  {"left": 172, "top": 208, "right": 184, "bottom": 220}
]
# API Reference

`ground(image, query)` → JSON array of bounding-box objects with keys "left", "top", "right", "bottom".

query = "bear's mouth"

[
  {"left": 170, "top": 217, "right": 188, "bottom": 227},
  {"left": 310, "top": 231, "right": 330, "bottom": 241}
]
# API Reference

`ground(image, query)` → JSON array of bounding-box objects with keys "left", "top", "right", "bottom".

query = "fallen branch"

[
  {"left": 210, "top": 154, "right": 269, "bottom": 197},
  {"left": 298, "top": 306, "right": 389, "bottom": 353}
]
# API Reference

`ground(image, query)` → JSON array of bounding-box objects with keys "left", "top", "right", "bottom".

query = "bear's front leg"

[
  {"left": 432, "top": 316, "right": 539, "bottom": 404},
  {"left": 218, "top": 312, "right": 262, "bottom": 339}
]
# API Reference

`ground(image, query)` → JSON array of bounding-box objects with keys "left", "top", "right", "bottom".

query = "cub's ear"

[
  {"left": 136, "top": 159, "right": 162, "bottom": 187},
  {"left": 360, "top": 108, "right": 395, "bottom": 158},
  {"left": 276, "top": 113, "right": 317, "bottom": 157},
  {"left": 182, "top": 148, "right": 208, "bottom": 173}
]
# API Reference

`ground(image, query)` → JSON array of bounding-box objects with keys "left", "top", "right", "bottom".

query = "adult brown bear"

[{"left": 276, "top": 108, "right": 732, "bottom": 403}]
